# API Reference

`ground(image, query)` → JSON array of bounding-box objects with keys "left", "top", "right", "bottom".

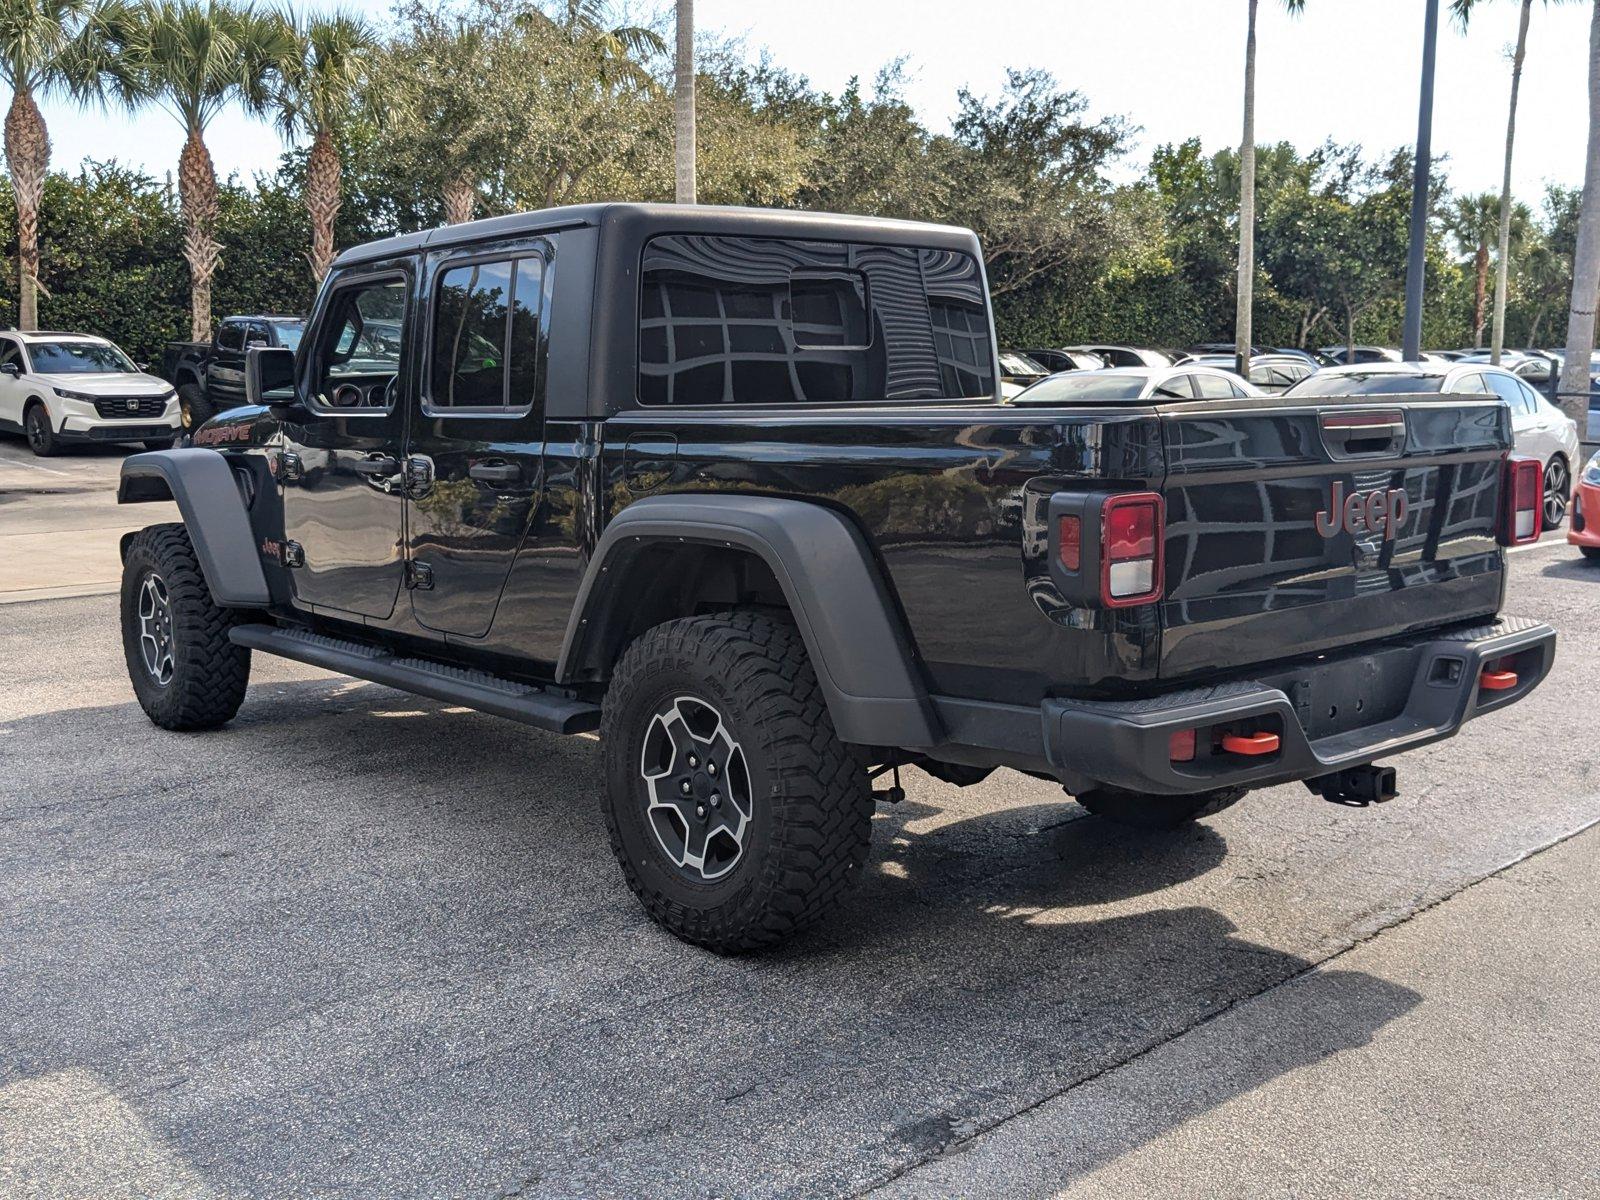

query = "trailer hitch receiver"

[{"left": 1306, "top": 764, "right": 1398, "bottom": 807}]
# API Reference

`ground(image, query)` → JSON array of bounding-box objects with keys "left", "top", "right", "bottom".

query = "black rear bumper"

[
  {"left": 926, "top": 617, "right": 1554, "bottom": 796},
  {"left": 1038, "top": 617, "right": 1554, "bottom": 795}
]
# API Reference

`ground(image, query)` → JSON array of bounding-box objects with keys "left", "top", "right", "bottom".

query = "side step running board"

[{"left": 228, "top": 624, "right": 602, "bottom": 735}]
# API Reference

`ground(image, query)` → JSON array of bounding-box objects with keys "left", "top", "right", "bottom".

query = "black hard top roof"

[{"left": 331, "top": 202, "right": 981, "bottom": 268}]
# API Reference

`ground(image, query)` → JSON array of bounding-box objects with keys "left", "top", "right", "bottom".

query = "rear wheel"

[
  {"left": 601, "top": 610, "right": 873, "bottom": 953},
  {"left": 121, "top": 523, "right": 250, "bottom": 730},
  {"left": 1075, "top": 785, "right": 1246, "bottom": 830},
  {"left": 177, "top": 382, "right": 214, "bottom": 431},
  {"left": 24, "top": 403, "right": 59, "bottom": 456},
  {"left": 1543, "top": 455, "right": 1570, "bottom": 530}
]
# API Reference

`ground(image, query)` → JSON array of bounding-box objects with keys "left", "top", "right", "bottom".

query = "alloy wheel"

[
  {"left": 639, "top": 695, "right": 753, "bottom": 881},
  {"left": 1544, "top": 457, "right": 1569, "bottom": 529},
  {"left": 137, "top": 572, "right": 176, "bottom": 686},
  {"left": 25, "top": 409, "right": 47, "bottom": 452}
]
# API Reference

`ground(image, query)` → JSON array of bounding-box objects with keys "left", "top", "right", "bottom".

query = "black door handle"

[
  {"left": 469, "top": 460, "right": 521, "bottom": 483},
  {"left": 347, "top": 455, "right": 399, "bottom": 476}
]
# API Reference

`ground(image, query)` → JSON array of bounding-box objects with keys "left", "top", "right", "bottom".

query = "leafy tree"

[
  {"left": 271, "top": 8, "right": 374, "bottom": 282},
  {"left": 1449, "top": 192, "right": 1504, "bottom": 346},
  {"left": 112, "top": 0, "right": 293, "bottom": 339},
  {"left": 0, "top": 0, "right": 125, "bottom": 329}
]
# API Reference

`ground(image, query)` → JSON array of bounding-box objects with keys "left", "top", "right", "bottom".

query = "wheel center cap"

[{"left": 690, "top": 771, "right": 714, "bottom": 800}]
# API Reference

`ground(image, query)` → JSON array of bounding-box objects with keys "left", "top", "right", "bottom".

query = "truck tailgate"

[{"left": 1158, "top": 393, "right": 1510, "bottom": 680}]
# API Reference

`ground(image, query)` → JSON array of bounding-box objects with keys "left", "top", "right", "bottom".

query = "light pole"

[{"left": 1402, "top": 0, "right": 1441, "bottom": 361}]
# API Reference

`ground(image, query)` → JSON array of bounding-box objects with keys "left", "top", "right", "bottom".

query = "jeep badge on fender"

[{"left": 1314, "top": 481, "right": 1409, "bottom": 539}]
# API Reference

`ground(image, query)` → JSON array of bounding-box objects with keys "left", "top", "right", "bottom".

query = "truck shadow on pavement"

[{"left": 0, "top": 680, "right": 1422, "bottom": 1199}]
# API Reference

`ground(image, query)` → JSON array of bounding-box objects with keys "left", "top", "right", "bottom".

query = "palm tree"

[
  {"left": 115, "top": 0, "right": 291, "bottom": 340},
  {"left": 1450, "top": 192, "right": 1501, "bottom": 346},
  {"left": 1235, "top": 0, "right": 1305, "bottom": 376},
  {"left": 272, "top": 9, "right": 374, "bottom": 282},
  {"left": 674, "top": 0, "right": 693, "bottom": 203},
  {"left": 1558, "top": 0, "right": 1600, "bottom": 418},
  {"left": 0, "top": 0, "right": 123, "bottom": 329},
  {"left": 1452, "top": 0, "right": 1578, "bottom": 364}
]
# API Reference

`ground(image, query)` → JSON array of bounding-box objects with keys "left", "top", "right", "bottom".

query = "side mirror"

[
  {"left": 0, "top": 362, "right": 18, "bottom": 377},
  {"left": 247, "top": 345, "right": 304, "bottom": 418}
]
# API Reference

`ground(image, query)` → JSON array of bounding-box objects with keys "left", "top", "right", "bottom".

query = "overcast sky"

[{"left": 35, "top": 0, "right": 1596, "bottom": 211}]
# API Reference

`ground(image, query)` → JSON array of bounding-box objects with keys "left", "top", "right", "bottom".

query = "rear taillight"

[
  {"left": 1500, "top": 456, "right": 1542, "bottom": 546},
  {"left": 1101, "top": 492, "right": 1165, "bottom": 607},
  {"left": 1059, "top": 515, "right": 1082, "bottom": 572}
]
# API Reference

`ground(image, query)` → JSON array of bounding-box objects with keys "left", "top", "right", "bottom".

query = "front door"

[
  {"left": 405, "top": 247, "right": 550, "bottom": 638},
  {"left": 279, "top": 267, "right": 413, "bottom": 619}
]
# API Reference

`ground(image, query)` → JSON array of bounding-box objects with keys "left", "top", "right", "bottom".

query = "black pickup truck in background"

[
  {"left": 162, "top": 314, "right": 305, "bottom": 431},
  {"left": 115, "top": 203, "right": 1555, "bottom": 952}
]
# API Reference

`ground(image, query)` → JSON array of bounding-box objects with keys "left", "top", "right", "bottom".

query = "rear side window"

[
  {"left": 428, "top": 257, "right": 544, "bottom": 414},
  {"left": 638, "top": 234, "right": 994, "bottom": 405},
  {"left": 217, "top": 323, "right": 245, "bottom": 351}
]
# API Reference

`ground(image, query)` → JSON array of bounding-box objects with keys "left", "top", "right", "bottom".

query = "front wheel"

[
  {"left": 121, "top": 523, "right": 251, "bottom": 730},
  {"left": 600, "top": 611, "right": 873, "bottom": 953},
  {"left": 24, "top": 404, "right": 59, "bottom": 456},
  {"left": 177, "top": 382, "right": 214, "bottom": 431},
  {"left": 1075, "top": 785, "right": 1247, "bottom": 830},
  {"left": 1543, "top": 455, "right": 1570, "bottom": 530}
]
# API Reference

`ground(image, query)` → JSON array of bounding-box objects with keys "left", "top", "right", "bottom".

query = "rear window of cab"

[{"left": 638, "top": 233, "right": 995, "bottom": 406}]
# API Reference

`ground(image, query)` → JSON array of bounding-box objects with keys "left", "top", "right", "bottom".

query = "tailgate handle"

[{"left": 1320, "top": 409, "right": 1406, "bottom": 458}]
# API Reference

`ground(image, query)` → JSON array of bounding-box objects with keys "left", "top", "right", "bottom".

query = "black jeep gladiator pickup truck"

[
  {"left": 163, "top": 314, "right": 306, "bottom": 431},
  {"left": 115, "top": 203, "right": 1555, "bottom": 951}
]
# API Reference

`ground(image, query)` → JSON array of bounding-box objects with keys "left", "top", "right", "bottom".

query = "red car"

[{"left": 1568, "top": 451, "right": 1600, "bottom": 560}]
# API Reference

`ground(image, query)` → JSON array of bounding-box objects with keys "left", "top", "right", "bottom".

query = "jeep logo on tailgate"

[{"left": 1314, "top": 481, "right": 1409, "bottom": 539}]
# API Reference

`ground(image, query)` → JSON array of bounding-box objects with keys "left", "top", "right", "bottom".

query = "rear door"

[
  {"left": 403, "top": 243, "right": 551, "bottom": 638},
  {"left": 1157, "top": 393, "right": 1508, "bottom": 679}
]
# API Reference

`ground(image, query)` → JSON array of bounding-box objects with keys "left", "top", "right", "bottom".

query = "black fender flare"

[
  {"left": 557, "top": 494, "right": 941, "bottom": 748},
  {"left": 117, "top": 448, "right": 270, "bottom": 607}
]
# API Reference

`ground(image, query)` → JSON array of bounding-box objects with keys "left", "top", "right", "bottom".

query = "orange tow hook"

[
  {"left": 1221, "top": 731, "right": 1280, "bottom": 756},
  {"left": 1479, "top": 669, "right": 1518, "bottom": 691}
]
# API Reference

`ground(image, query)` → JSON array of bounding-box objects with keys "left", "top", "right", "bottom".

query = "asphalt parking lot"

[{"left": 3, "top": 439, "right": 1600, "bottom": 1199}]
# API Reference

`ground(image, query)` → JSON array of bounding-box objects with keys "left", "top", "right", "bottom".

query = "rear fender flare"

[
  {"left": 117, "top": 448, "right": 269, "bottom": 607},
  {"left": 557, "top": 494, "right": 940, "bottom": 748}
]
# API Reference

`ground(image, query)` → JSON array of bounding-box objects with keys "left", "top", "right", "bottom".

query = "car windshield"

[
  {"left": 1015, "top": 374, "right": 1147, "bottom": 402},
  {"left": 1288, "top": 372, "right": 1443, "bottom": 396},
  {"left": 28, "top": 340, "right": 136, "bottom": 374},
  {"left": 999, "top": 352, "right": 1045, "bottom": 374},
  {"left": 269, "top": 320, "right": 306, "bottom": 351}
]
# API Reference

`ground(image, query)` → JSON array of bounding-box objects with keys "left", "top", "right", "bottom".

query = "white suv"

[{"left": 0, "top": 331, "right": 180, "bottom": 456}]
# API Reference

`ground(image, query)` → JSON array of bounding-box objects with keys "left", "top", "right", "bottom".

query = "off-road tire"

[
  {"left": 142, "top": 438, "right": 176, "bottom": 450},
  {"left": 1075, "top": 785, "right": 1247, "bottom": 830},
  {"left": 24, "top": 402, "right": 59, "bottom": 456},
  {"left": 121, "top": 523, "right": 250, "bottom": 730},
  {"left": 177, "top": 382, "right": 214, "bottom": 431},
  {"left": 600, "top": 610, "right": 873, "bottom": 953}
]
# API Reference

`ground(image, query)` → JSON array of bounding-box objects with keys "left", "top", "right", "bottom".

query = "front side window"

[
  {"left": 217, "top": 323, "right": 245, "bottom": 351},
  {"left": 312, "top": 277, "right": 407, "bottom": 412},
  {"left": 429, "top": 257, "right": 543, "bottom": 413},
  {"left": 27, "top": 341, "right": 136, "bottom": 374},
  {"left": 638, "top": 234, "right": 994, "bottom": 406},
  {"left": 0, "top": 338, "right": 20, "bottom": 369}
]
